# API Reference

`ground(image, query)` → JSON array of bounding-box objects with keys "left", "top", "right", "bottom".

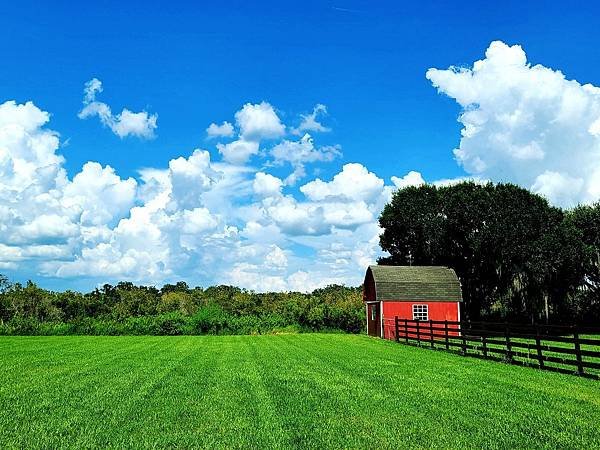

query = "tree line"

[
  {"left": 379, "top": 181, "right": 600, "bottom": 325},
  {"left": 1, "top": 180, "right": 598, "bottom": 335},
  {"left": 0, "top": 278, "right": 364, "bottom": 335}
]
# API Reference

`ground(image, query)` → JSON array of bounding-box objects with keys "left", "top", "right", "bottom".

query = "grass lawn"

[{"left": 1, "top": 334, "right": 599, "bottom": 449}]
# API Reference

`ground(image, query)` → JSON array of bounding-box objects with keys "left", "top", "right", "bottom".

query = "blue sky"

[
  {"left": 6, "top": 1, "right": 600, "bottom": 183},
  {"left": 2, "top": 1, "right": 600, "bottom": 290}
]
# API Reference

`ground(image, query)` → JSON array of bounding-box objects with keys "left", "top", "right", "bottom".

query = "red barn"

[{"left": 363, "top": 265, "right": 462, "bottom": 339}]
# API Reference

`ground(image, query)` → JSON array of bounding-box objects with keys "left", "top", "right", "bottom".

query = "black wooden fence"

[{"left": 386, "top": 317, "right": 600, "bottom": 379}]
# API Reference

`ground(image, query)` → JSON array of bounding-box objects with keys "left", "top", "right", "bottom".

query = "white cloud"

[
  {"left": 0, "top": 98, "right": 461, "bottom": 292},
  {"left": 426, "top": 40, "right": 600, "bottom": 206},
  {"left": 0, "top": 101, "right": 68, "bottom": 248},
  {"left": 271, "top": 134, "right": 341, "bottom": 185},
  {"left": 52, "top": 244, "right": 165, "bottom": 279},
  {"left": 83, "top": 78, "right": 102, "bottom": 103},
  {"left": 223, "top": 263, "right": 288, "bottom": 292},
  {"left": 206, "top": 121, "right": 234, "bottom": 138},
  {"left": 391, "top": 171, "right": 425, "bottom": 189},
  {"left": 287, "top": 271, "right": 320, "bottom": 292},
  {"left": 265, "top": 196, "right": 330, "bottom": 236},
  {"left": 271, "top": 134, "right": 341, "bottom": 167},
  {"left": 62, "top": 162, "right": 137, "bottom": 226},
  {"left": 208, "top": 103, "right": 288, "bottom": 165},
  {"left": 111, "top": 110, "right": 157, "bottom": 139},
  {"left": 240, "top": 221, "right": 284, "bottom": 245},
  {"left": 389, "top": 171, "right": 486, "bottom": 189},
  {"left": 291, "top": 104, "right": 331, "bottom": 135},
  {"left": 217, "top": 139, "right": 259, "bottom": 165},
  {"left": 531, "top": 171, "right": 584, "bottom": 207},
  {"left": 0, "top": 100, "right": 140, "bottom": 274},
  {"left": 0, "top": 100, "right": 50, "bottom": 131},
  {"left": 300, "top": 163, "right": 383, "bottom": 202},
  {"left": 168, "top": 149, "right": 221, "bottom": 209},
  {"left": 16, "top": 215, "right": 79, "bottom": 244},
  {"left": 265, "top": 245, "right": 288, "bottom": 269},
  {"left": 180, "top": 208, "right": 219, "bottom": 234},
  {"left": 257, "top": 163, "right": 389, "bottom": 241},
  {"left": 253, "top": 172, "right": 283, "bottom": 198},
  {"left": 235, "top": 102, "right": 285, "bottom": 140},
  {"left": 78, "top": 78, "right": 158, "bottom": 139}
]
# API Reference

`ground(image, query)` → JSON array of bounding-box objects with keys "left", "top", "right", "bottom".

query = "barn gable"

[{"left": 364, "top": 265, "right": 462, "bottom": 302}]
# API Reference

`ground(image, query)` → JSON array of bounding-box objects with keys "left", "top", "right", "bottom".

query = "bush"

[
  {"left": 0, "top": 278, "right": 366, "bottom": 336},
  {"left": 189, "top": 305, "right": 229, "bottom": 334},
  {"left": 155, "top": 312, "right": 187, "bottom": 335}
]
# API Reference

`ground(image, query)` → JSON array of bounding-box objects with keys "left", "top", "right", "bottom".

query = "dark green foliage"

[
  {"left": 0, "top": 277, "right": 364, "bottom": 335},
  {"left": 379, "top": 182, "right": 600, "bottom": 324},
  {"left": 563, "top": 205, "right": 600, "bottom": 324}
]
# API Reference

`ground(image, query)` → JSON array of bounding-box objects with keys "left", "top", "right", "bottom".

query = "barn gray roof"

[{"left": 366, "top": 265, "right": 462, "bottom": 302}]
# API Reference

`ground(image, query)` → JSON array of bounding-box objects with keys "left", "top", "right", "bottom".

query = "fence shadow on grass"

[{"left": 385, "top": 317, "right": 600, "bottom": 380}]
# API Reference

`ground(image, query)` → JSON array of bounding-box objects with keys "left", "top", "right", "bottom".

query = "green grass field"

[{"left": 1, "top": 334, "right": 599, "bottom": 449}]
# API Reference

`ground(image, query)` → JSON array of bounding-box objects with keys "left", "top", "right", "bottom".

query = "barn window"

[
  {"left": 412, "top": 304, "right": 428, "bottom": 321},
  {"left": 370, "top": 305, "right": 377, "bottom": 321}
]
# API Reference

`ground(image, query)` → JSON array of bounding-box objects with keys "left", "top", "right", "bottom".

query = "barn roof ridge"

[{"left": 366, "top": 265, "right": 463, "bottom": 302}]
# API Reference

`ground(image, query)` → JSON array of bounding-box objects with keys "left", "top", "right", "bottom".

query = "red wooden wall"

[{"left": 381, "top": 301, "right": 460, "bottom": 340}]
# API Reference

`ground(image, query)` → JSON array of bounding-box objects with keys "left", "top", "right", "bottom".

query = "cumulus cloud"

[
  {"left": 291, "top": 104, "right": 331, "bottom": 135},
  {"left": 5, "top": 92, "right": 536, "bottom": 292},
  {"left": 1, "top": 98, "right": 396, "bottom": 291},
  {"left": 217, "top": 139, "right": 259, "bottom": 165},
  {"left": 78, "top": 78, "right": 158, "bottom": 139},
  {"left": 265, "top": 245, "right": 288, "bottom": 268},
  {"left": 388, "top": 171, "right": 486, "bottom": 190},
  {"left": 62, "top": 162, "right": 137, "bottom": 226},
  {"left": 0, "top": 100, "right": 137, "bottom": 270},
  {"left": 426, "top": 40, "right": 600, "bottom": 207},
  {"left": 235, "top": 102, "right": 285, "bottom": 140},
  {"left": 271, "top": 134, "right": 341, "bottom": 185},
  {"left": 253, "top": 172, "right": 283, "bottom": 198},
  {"left": 208, "top": 102, "right": 288, "bottom": 165},
  {"left": 206, "top": 121, "right": 234, "bottom": 138},
  {"left": 531, "top": 171, "right": 585, "bottom": 208},
  {"left": 168, "top": 149, "right": 221, "bottom": 210},
  {"left": 301, "top": 163, "right": 384, "bottom": 203},
  {"left": 391, "top": 171, "right": 425, "bottom": 189}
]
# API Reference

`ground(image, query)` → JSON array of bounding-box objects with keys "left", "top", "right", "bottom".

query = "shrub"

[{"left": 189, "top": 305, "right": 229, "bottom": 334}]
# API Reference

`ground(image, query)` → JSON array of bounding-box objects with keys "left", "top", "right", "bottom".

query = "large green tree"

[
  {"left": 563, "top": 204, "right": 600, "bottom": 323},
  {"left": 378, "top": 182, "right": 580, "bottom": 321}
]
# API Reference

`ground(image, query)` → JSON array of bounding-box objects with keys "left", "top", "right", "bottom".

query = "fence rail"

[{"left": 386, "top": 317, "right": 600, "bottom": 379}]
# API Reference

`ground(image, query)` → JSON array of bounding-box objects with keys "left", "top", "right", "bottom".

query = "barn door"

[{"left": 367, "top": 302, "right": 381, "bottom": 337}]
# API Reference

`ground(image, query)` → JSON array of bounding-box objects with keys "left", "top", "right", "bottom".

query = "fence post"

[
  {"left": 573, "top": 324, "right": 584, "bottom": 376},
  {"left": 444, "top": 320, "right": 449, "bottom": 350},
  {"left": 535, "top": 323, "right": 544, "bottom": 369},
  {"left": 461, "top": 321, "right": 467, "bottom": 355},
  {"left": 416, "top": 320, "right": 421, "bottom": 346},
  {"left": 394, "top": 316, "right": 399, "bottom": 343},
  {"left": 482, "top": 322, "right": 487, "bottom": 359},
  {"left": 404, "top": 318, "right": 409, "bottom": 343},
  {"left": 429, "top": 321, "right": 434, "bottom": 348},
  {"left": 505, "top": 322, "right": 513, "bottom": 363}
]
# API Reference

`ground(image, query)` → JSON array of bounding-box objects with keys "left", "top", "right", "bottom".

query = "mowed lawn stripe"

[
  {"left": 277, "top": 334, "right": 482, "bottom": 447},
  {"left": 296, "top": 335, "right": 599, "bottom": 448},
  {"left": 1, "top": 334, "right": 599, "bottom": 449},
  {"left": 73, "top": 337, "right": 204, "bottom": 448},
  {"left": 0, "top": 337, "right": 170, "bottom": 448},
  {"left": 255, "top": 334, "right": 385, "bottom": 448}
]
